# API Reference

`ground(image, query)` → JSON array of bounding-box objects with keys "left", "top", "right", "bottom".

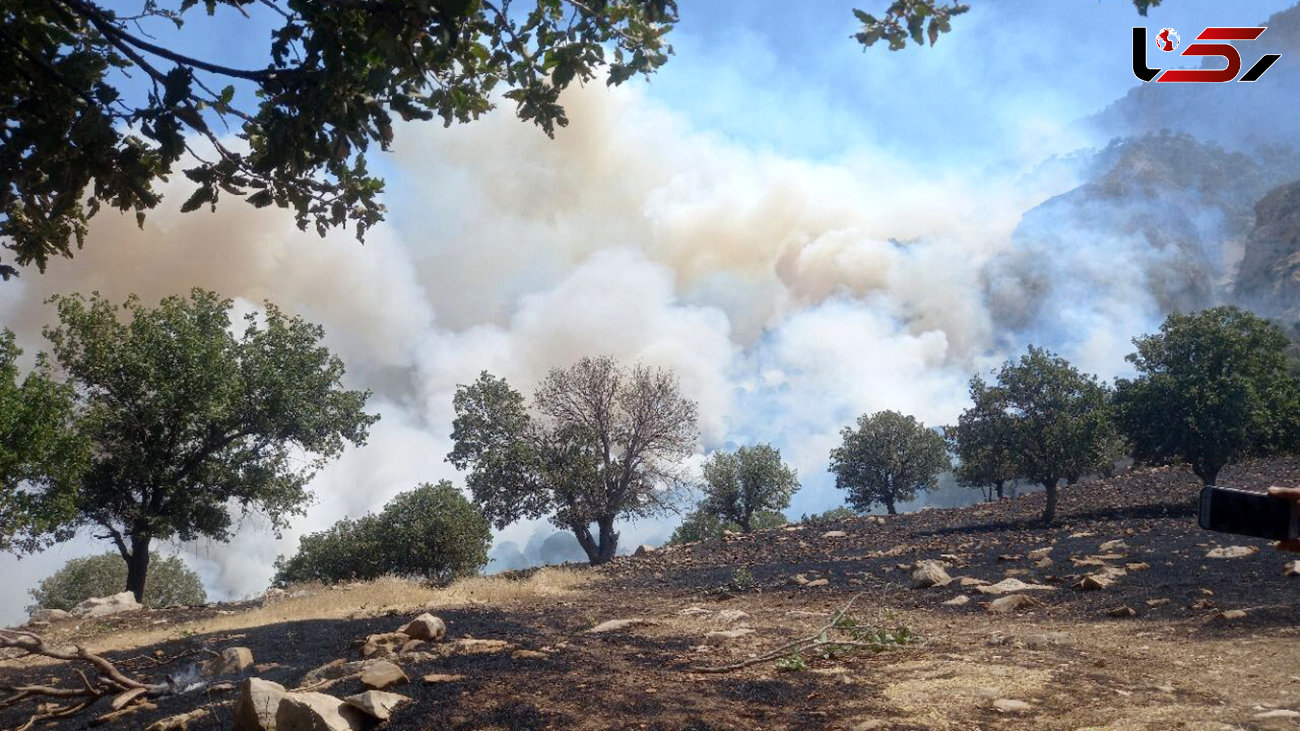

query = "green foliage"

[
  {"left": 979, "top": 347, "right": 1117, "bottom": 523},
  {"left": 1114, "top": 307, "right": 1300, "bottom": 486},
  {"left": 828, "top": 410, "right": 951, "bottom": 515},
  {"left": 667, "top": 507, "right": 787, "bottom": 544},
  {"left": 699, "top": 444, "right": 799, "bottom": 533},
  {"left": 448, "top": 357, "right": 698, "bottom": 565},
  {"left": 725, "top": 567, "right": 755, "bottom": 593},
  {"left": 0, "top": 330, "right": 88, "bottom": 552},
  {"left": 28, "top": 552, "right": 206, "bottom": 612},
  {"left": 31, "top": 289, "right": 377, "bottom": 600},
  {"left": 0, "top": 0, "right": 679, "bottom": 277},
  {"left": 775, "top": 650, "right": 808, "bottom": 672},
  {"left": 274, "top": 480, "right": 491, "bottom": 586},
  {"left": 945, "top": 376, "right": 1017, "bottom": 500},
  {"left": 798, "top": 506, "right": 860, "bottom": 525}
]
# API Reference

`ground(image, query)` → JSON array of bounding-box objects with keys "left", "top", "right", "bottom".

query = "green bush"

[
  {"left": 798, "top": 506, "right": 859, "bottom": 525},
  {"left": 28, "top": 553, "right": 206, "bottom": 612},
  {"left": 668, "top": 508, "right": 787, "bottom": 545},
  {"left": 273, "top": 480, "right": 491, "bottom": 586}
]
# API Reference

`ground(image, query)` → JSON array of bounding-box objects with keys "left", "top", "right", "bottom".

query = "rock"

[
  {"left": 1099, "top": 539, "right": 1129, "bottom": 552},
  {"left": 361, "top": 632, "right": 410, "bottom": 658},
  {"left": 511, "top": 649, "right": 548, "bottom": 660},
  {"left": 706, "top": 628, "right": 756, "bottom": 642},
  {"left": 299, "top": 659, "right": 359, "bottom": 687},
  {"left": 441, "top": 638, "right": 512, "bottom": 656},
  {"left": 72, "top": 591, "right": 142, "bottom": 618},
  {"left": 1033, "top": 558, "right": 1054, "bottom": 569},
  {"left": 343, "top": 690, "right": 412, "bottom": 721},
  {"left": 975, "top": 578, "right": 1057, "bottom": 595},
  {"left": 852, "top": 720, "right": 889, "bottom": 730},
  {"left": 204, "top": 647, "right": 255, "bottom": 676},
  {"left": 804, "top": 578, "right": 829, "bottom": 588},
  {"left": 276, "top": 692, "right": 369, "bottom": 731},
  {"left": 1284, "top": 561, "right": 1300, "bottom": 577},
  {"left": 233, "top": 677, "right": 287, "bottom": 731},
  {"left": 1206, "top": 545, "right": 1259, "bottom": 559},
  {"left": 992, "top": 699, "right": 1032, "bottom": 713},
  {"left": 1255, "top": 709, "right": 1300, "bottom": 719},
  {"left": 1125, "top": 562, "right": 1150, "bottom": 571},
  {"left": 587, "top": 618, "right": 657, "bottom": 634},
  {"left": 997, "top": 554, "right": 1021, "bottom": 562},
  {"left": 987, "top": 594, "right": 1038, "bottom": 614},
  {"left": 911, "top": 560, "right": 952, "bottom": 588},
  {"left": 679, "top": 606, "right": 712, "bottom": 616},
  {"left": 942, "top": 595, "right": 970, "bottom": 606},
  {"left": 1146, "top": 598, "right": 1171, "bottom": 608},
  {"left": 1108, "top": 606, "right": 1138, "bottom": 618},
  {"left": 958, "top": 577, "right": 989, "bottom": 587},
  {"left": 207, "top": 682, "right": 236, "bottom": 695},
  {"left": 822, "top": 530, "right": 847, "bottom": 538},
  {"left": 422, "top": 673, "right": 465, "bottom": 684},
  {"left": 1079, "top": 573, "right": 1114, "bottom": 590},
  {"left": 360, "top": 660, "right": 408, "bottom": 690},
  {"left": 633, "top": 544, "right": 656, "bottom": 556},
  {"left": 1217, "top": 609, "right": 1248, "bottom": 621},
  {"left": 145, "top": 708, "right": 210, "bottom": 731},
  {"left": 28, "top": 608, "right": 73, "bottom": 623},
  {"left": 400, "top": 613, "right": 446, "bottom": 642},
  {"left": 1027, "top": 547, "right": 1053, "bottom": 560},
  {"left": 714, "top": 609, "right": 749, "bottom": 625},
  {"left": 261, "top": 588, "right": 289, "bottom": 606},
  {"left": 400, "top": 639, "right": 426, "bottom": 654}
]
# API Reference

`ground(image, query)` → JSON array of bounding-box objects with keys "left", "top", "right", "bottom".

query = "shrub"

[
  {"left": 667, "top": 508, "right": 787, "bottom": 545},
  {"left": 273, "top": 480, "right": 491, "bottom": 586},
  {"left": 28, "top": 553, "right": 206, "bottom": 612},
  {"left": 798, "top": 506, "right": 859, "bottom": 525}
]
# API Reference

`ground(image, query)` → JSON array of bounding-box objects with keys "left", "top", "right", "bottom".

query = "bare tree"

[{"left": 449, "top": 356, "right": 698, "bottom": 565}]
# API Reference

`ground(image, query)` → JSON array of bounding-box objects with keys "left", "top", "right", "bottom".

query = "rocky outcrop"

[
  {"left": 72, "top": 592, "right": 142, "bottom": 618},
  {"left": 1236, "top": 179, "right": 1300, "bottom": 321}
]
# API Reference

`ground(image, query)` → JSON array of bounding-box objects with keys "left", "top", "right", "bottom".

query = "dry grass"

[{"left": 82, "top": 568, "right": 589, "bottom": 654}]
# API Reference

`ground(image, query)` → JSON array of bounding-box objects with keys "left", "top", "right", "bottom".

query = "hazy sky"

[{"left": 0, "top": 0, "right": 1293, "bottom": 624}]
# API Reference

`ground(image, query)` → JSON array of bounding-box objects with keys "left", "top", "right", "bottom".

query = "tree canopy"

[
  {"left": 28, "top": 552, "right": 206, "bottom": 612},
  {"left": 14, "top": 288, "right": 378, "bottom": 601},
  {"left": 667, "top": 507, "right": 787, "bottom": 545},
  {"left": 0, "top": 330, "right": 88, "bottom": 552},
  {"left": 698, "top": 443, "right": 799, "bottom": 533},
  {"left": 828, "top": 410, "right": 950, "bottom": 515},
  {"left": 945, "top": 375, "right": 1017, "bottom": 501},
  {"left": 448, "top": 356, "right": 698, "bottom": 565},
  {"left": 1114, "top": 306, "right": 1300, "bottom": 486},
  {"left": 273, "top": 480, "right": 491, "bottom": 585}
]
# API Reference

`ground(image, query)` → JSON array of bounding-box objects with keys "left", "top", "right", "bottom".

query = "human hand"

[{"left": 1266, "top": 486, "right": 1300, "bottom": 553}]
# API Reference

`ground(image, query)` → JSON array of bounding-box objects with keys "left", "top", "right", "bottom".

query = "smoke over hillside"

[{"left": 1, "top": 2, "right": 1296, "bottom": 624}]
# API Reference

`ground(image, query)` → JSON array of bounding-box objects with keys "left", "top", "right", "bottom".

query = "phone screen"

[{"left": 1198, "top": 486, "right": 1297, "bottom": 541}]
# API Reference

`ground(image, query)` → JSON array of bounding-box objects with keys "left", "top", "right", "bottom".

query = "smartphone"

[{"left": 1198, "top": 485, "right": 1299, "bottom": 541}]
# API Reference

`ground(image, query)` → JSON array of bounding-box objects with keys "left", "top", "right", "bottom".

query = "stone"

[
  {"left": 804, "top": 578, "right": 829, "bottom": 588},
  {"left": 633, "top": 544, "right": 656, "bottom": 556},
  {"left": 822, "top": 530, "right": 847, "bottom": 538},
  {"left": 1099, "top": 540, "right": 1129, "bottom": 552},
  {"left": 343, "top": 690, "right": 412, "bottom": 721},
  {"left": 400, "top": 639, "right": 427, "bottom": 654},
  {"left": 993, "top": 699, "right": 1032, "bottom": 713},
  {"left": 852, "top": 720, "right": 889, "bottom": 730},
  {"left": 1254, "top": 710, "right": 1300, "bottom": 719},
  {"left": 1108, "top": 606, "right": 1138, "bottom": 618},
  {"left": 1027, "top": 547, "right": 1053, "bottom": 560},
  {"left": 1146, "top": 598, "right": 1171, "bottom": 608},
  {"left": 233, "top": 677, "right": 287, "bottom": 731},
  {"left": 1284, "top": 561, "right": 1300, "bottom": 577},
  {"left": 942, "top": 595, "right": 970, "bottom": 606},
  {"left": 276, "top": 692, "right": 369, "bottom": 731},
  {"left": 511, "top": 649, "right": 548, "bottom": 660},
  {"left": 72, "top": 591, "right": 142, "bottom": 618},
  {"left": 1206, "top": 545, "right": 1259, "bottom": 559},
  {"left": 911, "top": 560, "right": 952, "bottom": 588},
  {"left": 975, "top": 578, "right": 1056, "bottom": 595},
  {"left": 1217, "top": 609, "right": 1248, "bottom": 621},
  {"left": 1079, "top": 574, "right": 1114, "bottom": 590},
  {"left": 987, "top": 594, "right": 1037, "bottom": 614},
  {"left": 400, "top": 613, "right": 447, "bottom": 642},
  {"left": 1034, "top": 558, "right": 1054, "bottom": 569},
  {"left": 958, "top": 577, "right": 989, "bottom": 587},
  {"left": 361, "top": 632, "right": 410, "bottom": 658},
  {"left": 422, "top": 673, "right": 465, "bottom": 684},
  {"left": 714, "top": 609, "right": 749, "bottom": 625},
  {"left": 679, "top": 607, "right": 711, "bottom": 616},
  {"left": 360, "top": 660, "right": 408, "bottom": 690},
  {"left": 997, "top": 554, "right": 1021, "bottom": 562},
  {"left": 28, "top": 608, "right": 73, "bottom": 623},
  {"left": 145, "top": 709, "right": 210, "bottom": 731},
  {"left": 299, "top": 659, "right": 358, "bottom": 687},
  {"left": 706, "top": 628, "right": 756, "bottom": 642},
  {"left": 1125, "top": 562, "right": 1150, "bottom": 571},
  {"left": 204, "top": 647, "right": 255, "bottom": 676},
  {"left": 261, "top": 588, "right": 289, "bottom": 606},
  {"left": 442, "top": 638, "right": 512, "bottom": 655},
  {"left": 587, "top": 618, "right": 657, "bottom": 634}
]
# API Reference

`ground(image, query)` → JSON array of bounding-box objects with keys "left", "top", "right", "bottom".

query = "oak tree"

[
  {"left": 829, "top": 410, "right": 950, "bottom": 515},
  {"left": 699, "top": 443, "right": 799, "bottom": 533}
]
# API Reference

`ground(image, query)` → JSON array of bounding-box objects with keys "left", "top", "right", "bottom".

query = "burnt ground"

[{"left": 3, "top": 457, "right": 1300, "bottom": 731}]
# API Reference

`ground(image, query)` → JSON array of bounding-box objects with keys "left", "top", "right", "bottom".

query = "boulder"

[
  {"left": 910, "top": 560, "right": 952, "bottom": 589},
  {"left": 987, "top": 594, "right": 1037, "bottom": 614},
  {"left": 360, "top": 660, "right": 408, "bottom": 690},
  {"left": 204, "top": 647, "right": 254, "bottom": 676},
  {"left": 343, "top": 690, "right": 412, "bottom": 721},
  {"left": 233, "top": 677, "right": 287, "bottom": 731},
  {"left": 974, "top": 578, "right": 1056, "bottom": 595},
  {"left": 1079, "top": 573, "right": 1113, "bottom": 591},
  {"left": 28, "top": 608, "right": 73, "bottom": 623},
  {"left": 400, "top": 613, "right": 447, "bottom": 642},
  {"left": 1206, "top": 545, "right": 1259, "bottom": 559},
  {"left": 276, "top": 692, "right": 369, "bottom": 731},
  {"left": 633, "top": 544, "right": 656, "bottom": 556},
  {"left": 587, "top": 618, "right": 656, "bottom": 634},
  {"left": 942, "top": 595, "right": 970, "bottom": 606},
  {"left": 361, "top": 632, "right": 410, "bottom": 657},
  {"left": 72, "top": 592, "right": 142, "bottom": 618}
]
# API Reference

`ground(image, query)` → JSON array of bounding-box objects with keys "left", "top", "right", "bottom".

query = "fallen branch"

[
  {"left": 0, "top": 629, "right": 170, "bottom": 730},
  {"left": 687, "top": 593, "right": 921, "bottom": 674}
]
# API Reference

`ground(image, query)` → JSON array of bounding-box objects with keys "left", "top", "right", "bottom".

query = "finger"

[
  {"left": 1276, "top": 539, "right": 1300, "bottom": 554},
  {"left": 1267, "top": 486, "right": 1300, "bottom": 501}
]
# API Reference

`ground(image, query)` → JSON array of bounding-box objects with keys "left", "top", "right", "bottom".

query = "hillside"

[{"left": 3, "top": 458, "right": 1300, "bottom": 731}]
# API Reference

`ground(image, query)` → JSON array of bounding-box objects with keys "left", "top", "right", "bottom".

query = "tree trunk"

[
  {"left": 124, "top": 534, "right": 151, "bottom": 603},
  {"left": 884, "top": 494, "right": 897, "bottom": 515},
  {"left": 739, "top": 512, "right": 752, "bottom": 533},
  {"left": 571, "top": 523, "right": 600, "bottom": 565},
  {"left": 1195, "top": 462, "right": 1222, "bottom": 486},
  {"left": 1041, "top": 478, "right": 1058, "bottom": 524},
  {"left": 995, "top": 481, "right": 1005, "bottom": 501},
  {"left": 595, "top": 515, "right": 619, "bottom": 564}
]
